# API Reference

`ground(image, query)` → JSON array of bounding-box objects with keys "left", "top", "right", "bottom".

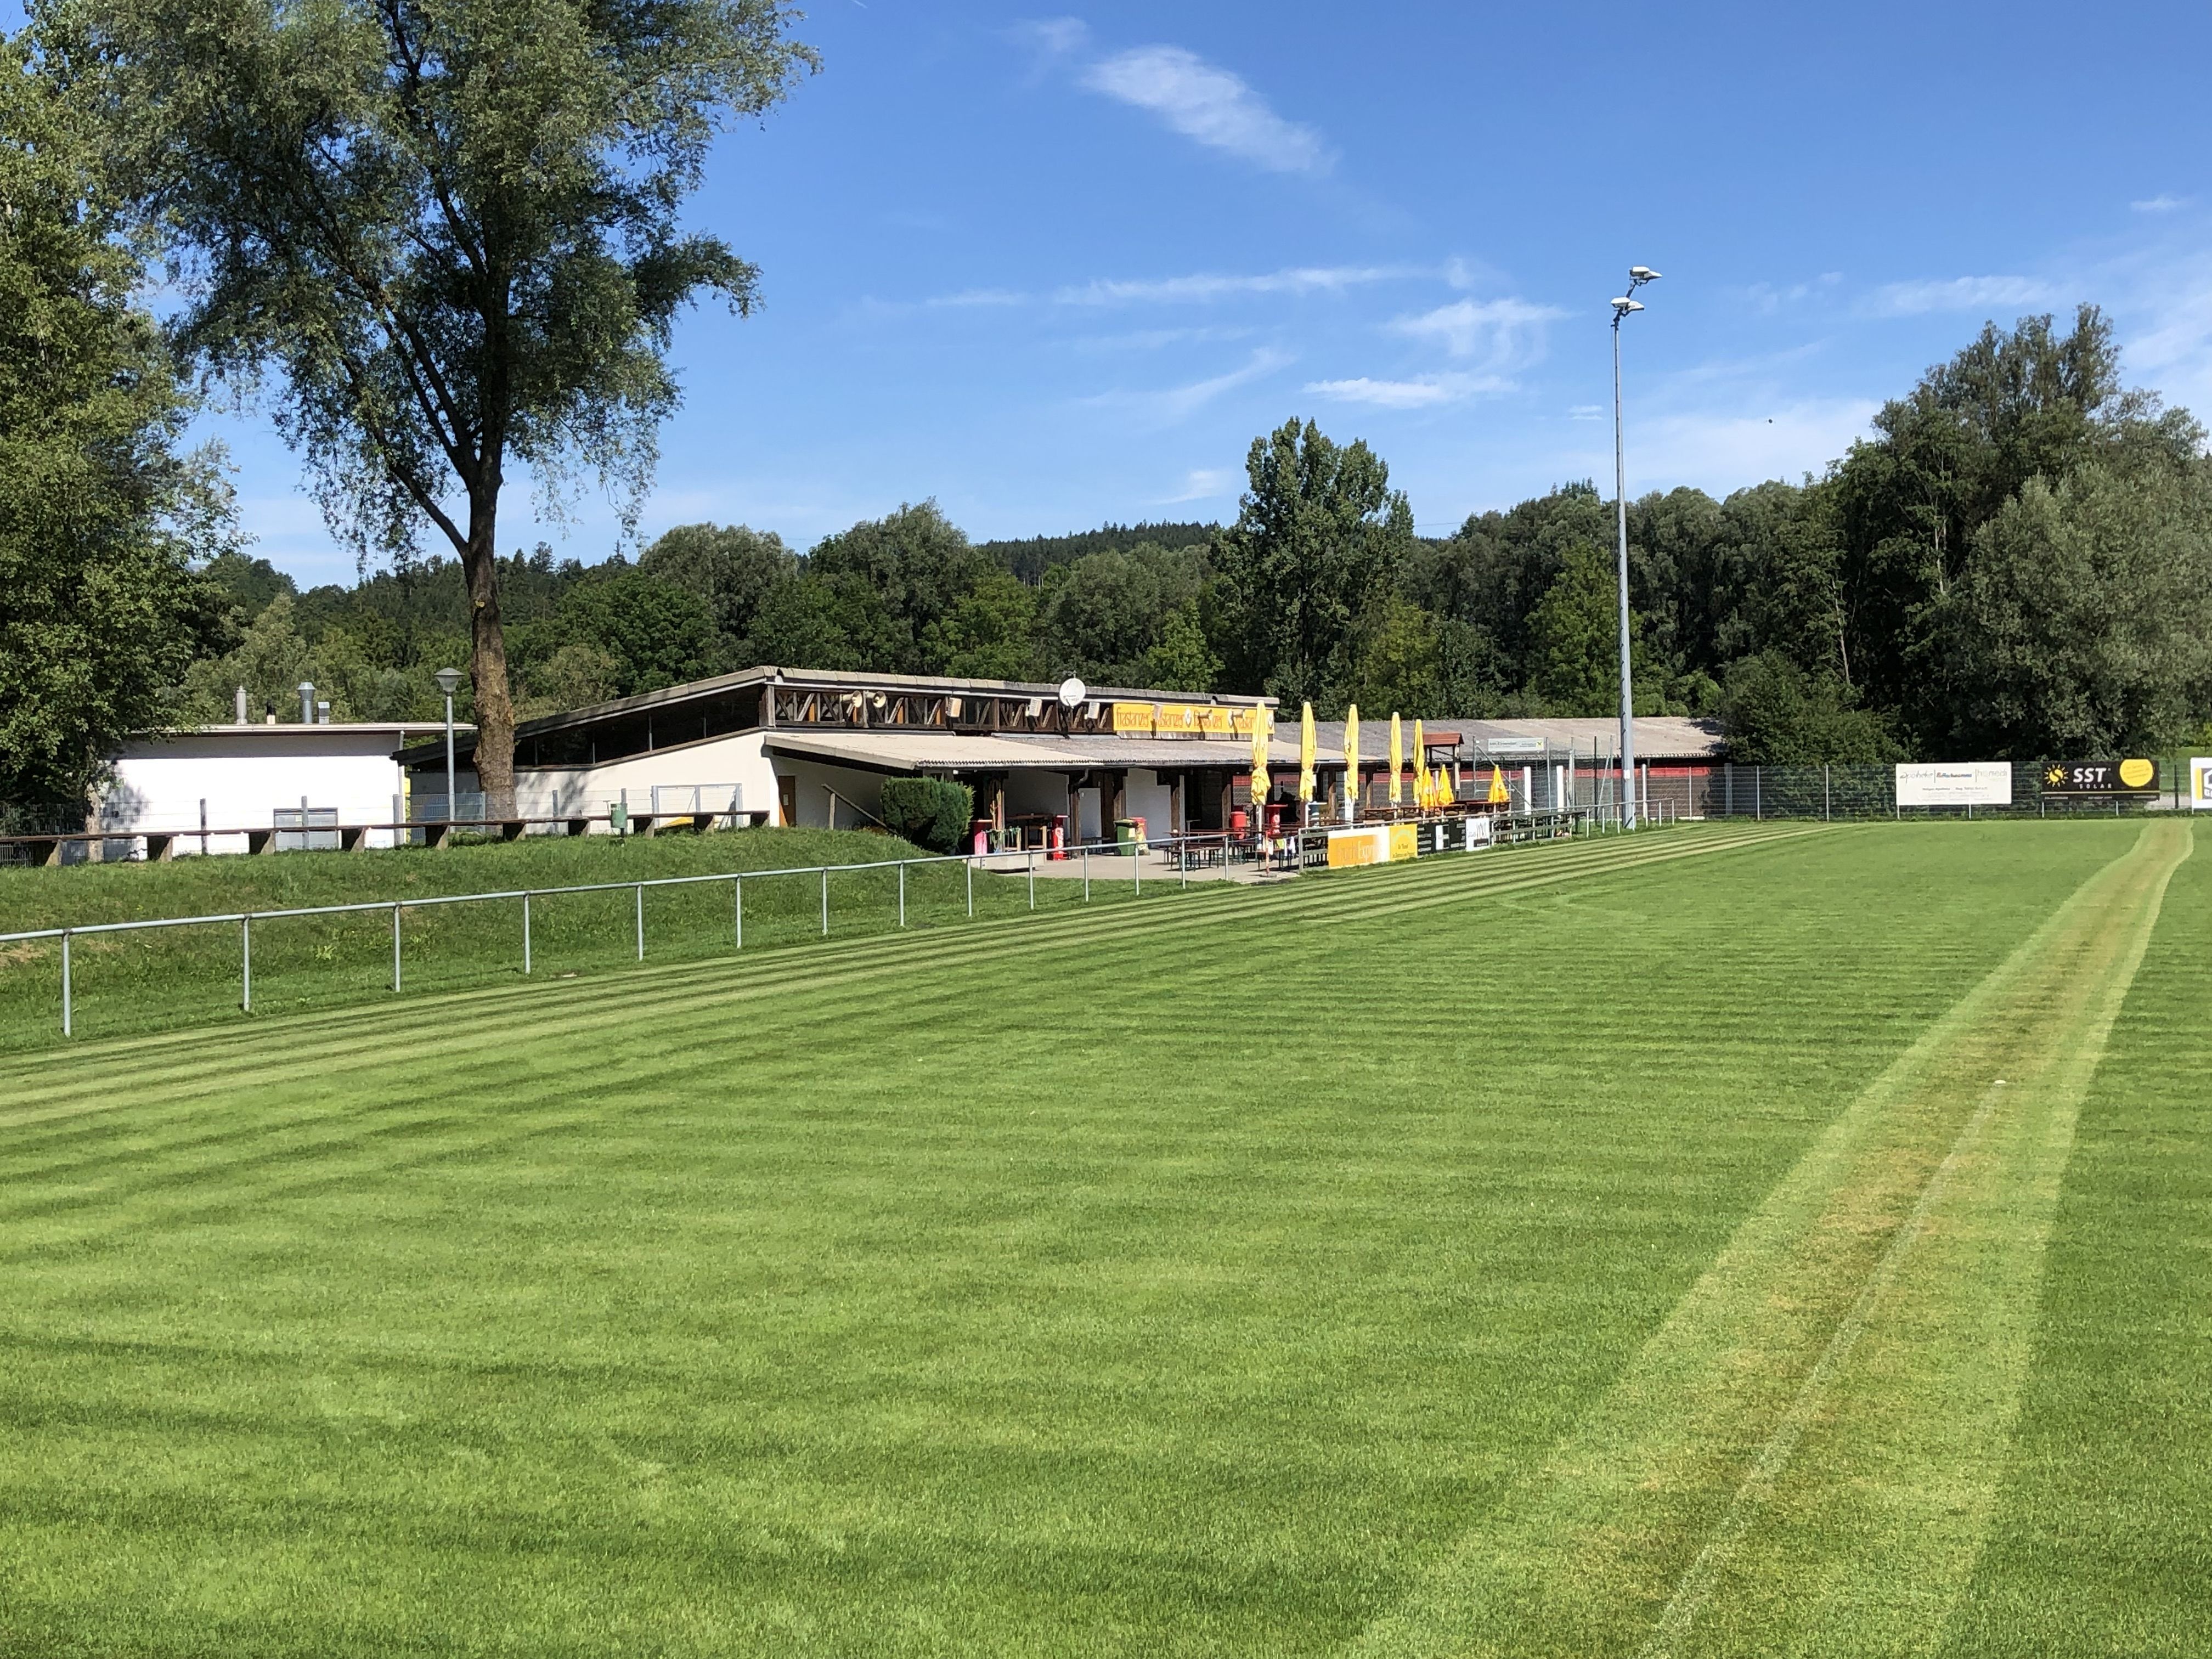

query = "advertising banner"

[
  {"left": 2041, "top": 759, "right": 2158, "bottom": 797},
  {"left": 1895, "top": 762, "right": 2013, "bottom": 807},
  {"left": 1388, "top": 823, "right": 1419, "bottom": 862},
  {"left": 2191, "top": 758, "right": 2212, "bottom": 810},
  {"left": 1115, "top": 702, "right": 1256, "bottom": 738},
  {"left": 1327, "top": 825, "right": 1390, "bottom": 868}
]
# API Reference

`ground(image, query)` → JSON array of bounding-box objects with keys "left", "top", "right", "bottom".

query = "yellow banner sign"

[{"left": 1113, "top": 702, "right": 1261, "bottom": 738}]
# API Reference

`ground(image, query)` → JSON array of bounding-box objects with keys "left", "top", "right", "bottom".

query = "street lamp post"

[
  {"left": 434, "top": 667, "right": 464, "bottom": 822},
  {"left": 1610, "top": 266, "right": 1660, "bottom": 826}
]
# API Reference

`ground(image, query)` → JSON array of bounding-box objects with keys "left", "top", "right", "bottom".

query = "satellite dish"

[{"left": 1058, "top": 677, "right": 1086, "bottom": 709}]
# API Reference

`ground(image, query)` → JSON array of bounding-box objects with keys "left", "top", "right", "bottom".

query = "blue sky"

[{"left": 176, "top": 1, "right": 2212, "bottom": 583}]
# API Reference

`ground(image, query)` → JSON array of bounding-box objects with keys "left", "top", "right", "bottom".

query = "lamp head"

[
  {"left": 433, "top": 667, "right": 464, "bottom": 696},
  {"left": 1629, "top": 266, "right": 1661, "bottom": 283},
  {"left": 1611, "top": 297, "right": 1645, "bottom": 315}
]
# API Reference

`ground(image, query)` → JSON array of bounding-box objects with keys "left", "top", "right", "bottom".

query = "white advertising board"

[
  {"left": 2192, "top": 757, "right": 2212, "bottom": 811},
  {"left": 1895, "top": 762, "right": 2013, "bottom": 808}
]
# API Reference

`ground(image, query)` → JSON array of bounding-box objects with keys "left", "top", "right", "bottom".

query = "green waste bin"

[{"left": 1115, "top": 817, "right": 1141, "bottom": 854}]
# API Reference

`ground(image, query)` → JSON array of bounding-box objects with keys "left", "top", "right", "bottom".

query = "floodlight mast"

[{"left": 1611, "top": 266, "right": 1660, "bottom": 826}]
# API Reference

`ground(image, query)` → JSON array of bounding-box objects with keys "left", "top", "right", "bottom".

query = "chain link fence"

[{"left": 1689, "top": 760, "right": 2191, "bottom": 820}]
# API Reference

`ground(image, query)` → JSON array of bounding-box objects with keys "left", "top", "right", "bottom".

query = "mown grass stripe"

[
  {"left": 1340, "top": 820, "right": 2189, "bottom": 1659},
  {"left": 0, "top": 823, "right": 2144, "bottom": 1657},
  {"left": 0, "top": 826, "right": 1809, "bottom": 1115}
]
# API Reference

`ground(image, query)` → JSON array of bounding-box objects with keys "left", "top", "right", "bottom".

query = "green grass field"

[{"left": 1, "top": 821, "right": 2205, "bottom": 1656}]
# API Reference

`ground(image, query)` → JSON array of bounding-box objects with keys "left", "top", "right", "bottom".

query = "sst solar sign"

[{"left": 2041, "top": 759, "right": 2158, "bottom": 797}]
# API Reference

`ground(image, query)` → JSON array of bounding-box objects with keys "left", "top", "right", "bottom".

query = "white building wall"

[
  {"left": 508, "top": 732, "right": 778, "bottom": 826},
  {"left": 97, "top": 730, "right": 428, "bottom": 853},
  {"left": 1124, "top": 770, "right": 1175, "bottom": 841}
]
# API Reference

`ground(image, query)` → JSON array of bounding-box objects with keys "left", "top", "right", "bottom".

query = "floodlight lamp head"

[
  {"left": 1629, "top": 266, "right": 1661, "bottom": 283},
  {"left": 433, "top": 667, "right": 464, "bottom": 695}
]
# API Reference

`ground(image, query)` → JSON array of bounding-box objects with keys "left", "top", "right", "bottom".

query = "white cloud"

[
  {"left": 1081, "top": 46, "right": 1331, "bottom": 174},
  {"left": 926, "top": 287, "right": 1028, "bottom": 309},
  {"left": 1304, "top": 373, "right": 1508, "bottom": 410},
  {"left": 2131, "top": 194, "right": 2186, "bottom": 213},
  {"left": 1053, "top": 264, "right": 1404, "bottom": 306},
  {"left": 1070, "top": 324, "right": 1257, "bottom": 353},
  {"left": 1156, "top": 467, "right": 1235, "bottom": 504},
  {"left": 1387, "top": 296, "right": 1566, "bottom": 366},
  {"left": 1864, "top": 275, "right": 2057, "bottom": 317},
  {"left": 1632, "top": 399, "right": 1882, "bottom": 487},
  {"left": 1566, "top": 404, "right": 1605, "bottom": 421},
  {"left": 1010, "top": 17, "right": 1090, "bottom": 59},
  {"left": 1084, "top": 347, "right": 1293, "bottom": 424}
]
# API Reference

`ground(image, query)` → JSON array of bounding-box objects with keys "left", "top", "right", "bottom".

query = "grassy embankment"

[{"left": 0, "top": 826, "right": 1170, "bottom": 1050}]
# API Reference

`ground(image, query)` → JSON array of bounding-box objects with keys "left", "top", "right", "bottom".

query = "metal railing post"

[
  {"left": 522, "top": 891, "right": 532, "bottom": 974},
  {"left": 898, "top": 861, "right": 906, "bottom": 928},
  {"left": 392, "top": 904, "right": 402, "bottom": 991},
  {"left": 1084, "top": 845, "right": 1090, "bottom": 902},
  {"left": 241, "top": 915, "right": 252, "bottom": 1012},
  {"left": 1824, "top": 764, "right": 1831, "bottom": 822},
  {"left": 60, "top": 930, "right": 71, "bottom": 1037},
  {"left": 1133, "top": 843, "right": 1141, "bottom": 897},
  {"left": 635, "top": 883, "right": 645, "bottom": 960},
  {"left": 966, "top": 859, "right": 973, "bottom": 918},
  {"left": 1028, "top": 848, "right": 1035, "bottom": 910},
  {"left": 821, "top": 867, "right": 828, "bottom": 936},
  {"left": 735, "top": 877, "right": 743, "bottom": 950}
]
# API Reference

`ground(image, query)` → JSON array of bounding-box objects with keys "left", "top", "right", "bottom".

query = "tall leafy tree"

[
  {"left": 805, "top": 500, "right": 985, "bottom": 675},
  {"left": 1833, "top": 305, "right": 2200, "bottom": 732},
  {"left": 1214, "top": 417, "right": 1414, "bottom": 706},
  {"left": 1526, "top": 540, "right": 1639, "bottom": 715},
  {"left": 0, "top": 42, "right": 229, "bottom": 824},
  {"left": 1929, "top": 455, "right": 2212, "bottom": 758},
  {"left": 45, "top": 0, "right": 816, "bottom": 811},
  {"left": 1036, "top": 542, "right": 1205, "bottom": 686},
  {"left": 637, "top": 521, "right": 795, "bottom": 651}
]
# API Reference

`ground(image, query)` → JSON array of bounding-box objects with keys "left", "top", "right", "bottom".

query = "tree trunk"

[{"left": 463, "top": 486, "right": 517, "bottom": 817}]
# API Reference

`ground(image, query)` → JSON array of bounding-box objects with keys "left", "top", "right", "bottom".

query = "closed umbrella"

[
  {"left": 1412, "top": 720, "right": 1426, "bottom": 811},
  {"left": 1298, "top": 702, "right": 1316, "bottom": 805},
  {"left": 1343, "top": 704, "right": 1360, "bottom": 820},
  {"left": 1389, "top": 714, "right": 1403, "bottom": 807},
  {"left": 1246, "top": 703, "right": 1272, "bottom": 825},
  {"left": 1487, "top": 763, "right": 1510, "bottom": 805}
]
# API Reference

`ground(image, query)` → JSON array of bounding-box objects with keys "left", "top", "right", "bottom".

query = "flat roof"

[
  {"left": 133, "top": 722, "right": 467, "bottom": 737},
  {"left": 1300, "top": 715, "right": 1723, "bottom": 760},
  {"left": 766, "top": 730, "right": 1306, "bottom": 774},
  {"left": 508, "top": 664, "right": 1272, "bottom": 741}
]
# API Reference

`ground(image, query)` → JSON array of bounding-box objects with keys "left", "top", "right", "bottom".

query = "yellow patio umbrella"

[
  {"left": 1297, "top": 702, "right": 1317, "bottom": 804},
  {"left": 1388, "top": 713, "right": 1403, "bottom": 806},
  {"left": 1343, "top": 704, "right": 1361, "bottom": 819},
  {"left": 1433, "top": 764, "right": 1453, "bottom": 808},
  {"left": 1245, "top": 702, "right": 1272, "bottom": 823},
  {"left": 1487, "top": 763, "right": 1510, "bottom": 804},
  {"left": 1412, "top": 720, "right": 1426, "bottom": 810}
]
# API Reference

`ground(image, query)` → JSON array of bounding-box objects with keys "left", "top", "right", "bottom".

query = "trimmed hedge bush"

[{"left": 879, "top": 777, "right": 975, "bottom": 853}]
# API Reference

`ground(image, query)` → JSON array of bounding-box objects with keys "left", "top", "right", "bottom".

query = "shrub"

[{"left": 878, "top": 777, "right": 974, "bottom": 852}]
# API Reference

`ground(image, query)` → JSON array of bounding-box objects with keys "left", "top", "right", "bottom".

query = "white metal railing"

[{"left": 1, "top": 808, "right": 1638, "bottom": 1040}]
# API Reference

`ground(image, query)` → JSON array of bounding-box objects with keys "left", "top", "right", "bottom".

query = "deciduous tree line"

[{"left": 4, "top": 2, "right": 2208, "bottom": 827}]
